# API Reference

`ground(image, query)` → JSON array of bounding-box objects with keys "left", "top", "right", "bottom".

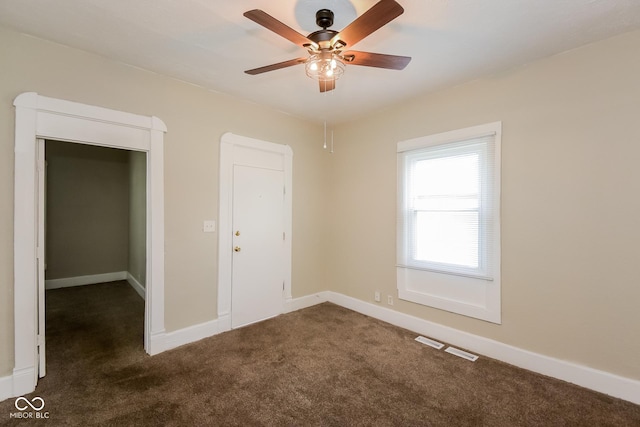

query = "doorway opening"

[
  {"left": 13, "top": 92, "right": 166, "bottom": 397},
  {"left": 43, "top": 141, "right": 146, "bottom": 377}
]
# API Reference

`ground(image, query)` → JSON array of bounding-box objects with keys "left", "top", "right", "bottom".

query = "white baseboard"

[
  {"left": 162, "top": 319, "right": 220, "bottom": 353},
  {"left": 9, "top": 366, "right": 36, "bottom": 401},
  {"left": 5, "top": 290, "right": 635, "bottom": 406},
  {"left": 126, "top": 272, "right": 145, "bottom": 300},
  {"left": 0, "top": 374, "right": 12, "bottom": 402},
  {"left": 285, "top": 292, "right": 328, "bottom": 313},
  {"left": 147, "top": 330, "right": 167, "bottom": 356},
  {"left": 151, "top": 293, "right": 330, "bottom": 356},
  {"left": 217, "top": 313, "right": 231, "bottom": 334},
  {"left": 45, "top": 271, "right": 127, "bottom": 290},
  {"left": 325, "top": 291, "right": 640, "bottom": 405}
]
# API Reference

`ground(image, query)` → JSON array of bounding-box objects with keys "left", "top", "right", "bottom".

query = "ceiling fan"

[{"left": 243, "top": 0, "right": 411, "bottom": 92}]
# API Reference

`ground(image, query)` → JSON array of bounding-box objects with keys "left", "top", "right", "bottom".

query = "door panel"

[{"left": 231, "top": 165, "right": 285, "bottom": 328}]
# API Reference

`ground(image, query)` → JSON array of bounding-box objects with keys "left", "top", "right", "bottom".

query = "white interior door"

[
  {"left": 231, "top": 164, "right": 285, "bottom": 328},
  {"left": 36, "top": 138, "right": 46, "bottom": 378}
]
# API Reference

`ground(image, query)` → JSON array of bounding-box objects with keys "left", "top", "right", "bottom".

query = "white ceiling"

[{"left": 1, "top": 0, "right": 640, "bottom": 124}]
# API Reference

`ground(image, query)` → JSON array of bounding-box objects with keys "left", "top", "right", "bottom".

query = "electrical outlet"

[
  {"left": 203, "top": 220, "right": 216, "bottom": 233},
  {"left": 374, "top": 291, "right": 381, "bottom": 302},
  {"left": 387, "top": 295, "right": 394, "bottom": 306}
]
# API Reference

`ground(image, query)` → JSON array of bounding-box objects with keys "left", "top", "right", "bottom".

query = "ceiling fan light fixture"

[
  {"left": 305, "top": 52, "right": 345, "bottom": 81},
  {"left": 243, "top": 1, "right": 411, "bottom": 92}
]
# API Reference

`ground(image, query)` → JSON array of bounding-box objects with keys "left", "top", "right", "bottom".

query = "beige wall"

[
  {"left": 2, "top": 23, "right": 639, "bottom": 383},
  {"left": 47, "top": 143, "right": 149, "bottom": 287},
  {"left": 0, "top": 26, "right": 329, "bottom": 376},
  {"left": 329, "top": 29, "right": 640, "bottom": 380},
  {"left": 45, "top": 141, "right": 130, "bottom": 279},
  {"left": 128, "top": 150, "right": 147, "bottom": 287}
]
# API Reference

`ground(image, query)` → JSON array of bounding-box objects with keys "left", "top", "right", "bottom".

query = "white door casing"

[
  {"left": 231, "top": 165, "right": 285, "bottom": 328},
  {"left": 13, "top": 92, "right": 166, "bottom": 397},
  {"left": 218, "top": 133, "right": 293, "bottom": 332},
  {"left": 36, "top": 139, "right": 46, "bottom": 378}
]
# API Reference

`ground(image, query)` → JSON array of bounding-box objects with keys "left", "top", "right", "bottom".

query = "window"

[{"left": 397, "top": 122, "right": 501, "bottom": 323}]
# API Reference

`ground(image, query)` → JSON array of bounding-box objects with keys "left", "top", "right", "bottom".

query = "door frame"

[
  {"left": 217, "top": 132, "right": 293, "bottom": 331},
  {"left": 13, "top": 92, "right": 167, "bottom": 397}
]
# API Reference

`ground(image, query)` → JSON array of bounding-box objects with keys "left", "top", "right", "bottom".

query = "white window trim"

[{"left": 397, "top": 122, "right": 502, "bottom": 324}]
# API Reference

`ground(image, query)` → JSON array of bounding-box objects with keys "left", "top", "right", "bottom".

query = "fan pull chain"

[
  {"left": 330, "top": 128, "right": 334, "bottom": 154},
  {"left": 323, "top": 121, "right": 327, "bottom": 149},
  {"left": 322, "top": 86, "right": 335, "bottom": 152},
  {"left": 322, "top": 121, "right": 335, "bottom": 153},
  {"left": 329, "top": 79, "right": 335, "bottom": 153}
]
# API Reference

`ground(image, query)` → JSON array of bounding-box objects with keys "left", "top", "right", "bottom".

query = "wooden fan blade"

[
  {"left": 342, "top": 51, "right": 411, "bottom": 70},
  {"left": 244, "top": 10, "right": 318, "bottom": 49},
  {"left": 331, "top": 0, "right": 404, "bottom": 48},
  {"left": 319, "top": 79, "right": 336, "bottom": 92},
  {"left": 245, "top": 57, "right": 308, "bottom": 75}
]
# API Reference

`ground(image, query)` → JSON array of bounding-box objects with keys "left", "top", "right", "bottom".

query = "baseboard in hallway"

[
  {"left": 44, "top": 271, "right": 144, "bottom": 300},
  {"left": 45, "top": 271, "right": 128, "bottom": 289}
]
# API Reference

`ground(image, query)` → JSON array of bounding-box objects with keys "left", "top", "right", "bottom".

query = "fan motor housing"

[
  {"left": 308, "top": 29, "right": 338, "bottom": 44},
  {"left": 316, "top": 9, "right": 334, "bottom": 28}
]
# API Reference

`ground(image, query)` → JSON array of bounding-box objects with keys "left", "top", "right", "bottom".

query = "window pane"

[
  {"left": 413, "top": 153, "right": 479, "bottom": 197},
  {"left": 414, "top": 195, "right": 478, "bottom": 211},
  {"left": 397, "top": 123, "right": 500, "bottom": 322},
  {"left": 414, "top": 211, "right": 479, "bottom": 268}
]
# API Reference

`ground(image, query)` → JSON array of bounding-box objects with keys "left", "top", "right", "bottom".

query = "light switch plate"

[{"left": 203, "top": 220, "right": 216, "bottom": 233}]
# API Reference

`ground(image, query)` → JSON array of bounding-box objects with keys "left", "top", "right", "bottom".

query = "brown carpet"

[{"left": 1, "top": 280, "right": 639, "bottom": 426}]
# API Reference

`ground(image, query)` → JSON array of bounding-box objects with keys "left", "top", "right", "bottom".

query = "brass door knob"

[
  {"left": 234, "top": 246, "right": 241, "bottom": 252},
  {"left": 235, "top": 231, "right": 241, "bottom": 236}
]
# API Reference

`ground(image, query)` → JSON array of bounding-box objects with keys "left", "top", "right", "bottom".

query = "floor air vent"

[
  {"left": 445, "top": 346, "right": 479, "bottom": 362},
  {"left": 414, "top": 336, "right": 445, "bottom": 350}
]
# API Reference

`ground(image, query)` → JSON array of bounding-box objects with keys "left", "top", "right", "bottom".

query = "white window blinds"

[{"left": 398, "top": 134, "right": 497, "bottom": 280}]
